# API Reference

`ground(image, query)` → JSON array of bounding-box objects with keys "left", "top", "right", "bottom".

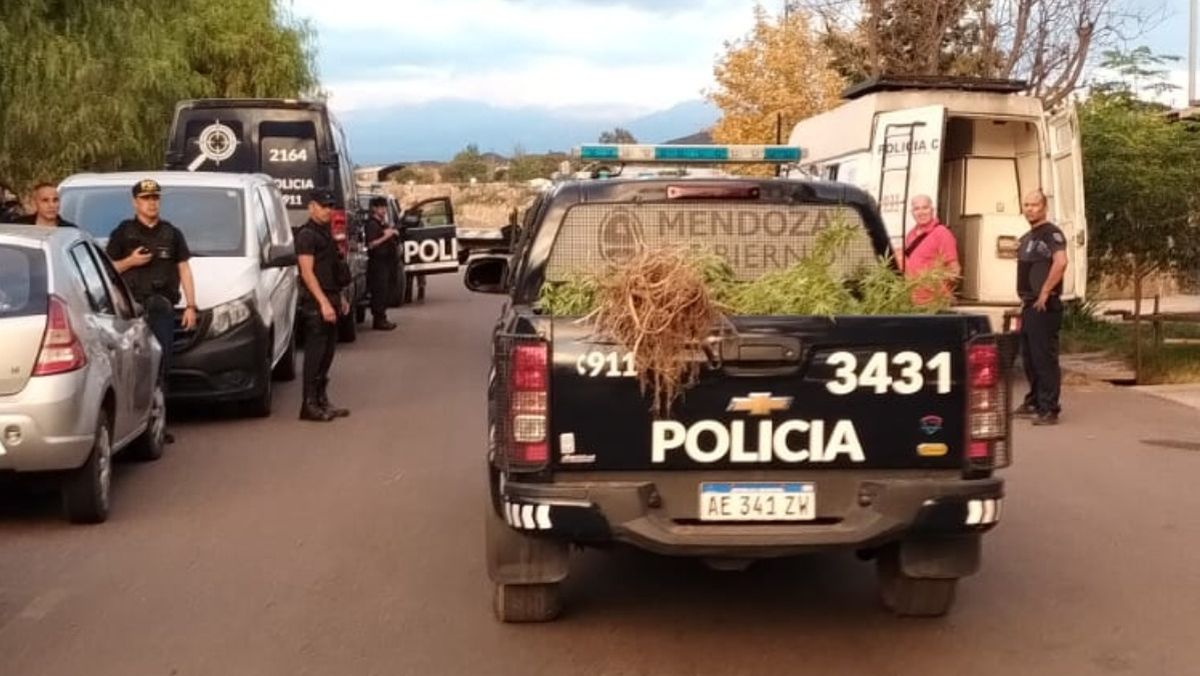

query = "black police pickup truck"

[{"left": 464, "top": 144, "right": 1015, "bottom": 623}]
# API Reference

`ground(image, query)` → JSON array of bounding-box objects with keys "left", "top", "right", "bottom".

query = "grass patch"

[{"left": 1062, "top": 301, "right": 1200, "bottom": 383}]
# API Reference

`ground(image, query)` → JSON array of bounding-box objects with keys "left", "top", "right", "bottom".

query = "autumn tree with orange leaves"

[{"left": 707, "top": 5, "right": 845, "bottom": 166}]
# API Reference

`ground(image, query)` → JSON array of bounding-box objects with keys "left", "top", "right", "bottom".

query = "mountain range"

[{"left": 339, "top": 99, "right": 719, "bottom": 163}]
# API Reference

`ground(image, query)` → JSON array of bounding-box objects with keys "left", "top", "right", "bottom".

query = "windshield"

[
  {"left": 61, "top": 186, "right": 246, "bottom": 257},
  {"left": 0, "top": 244, "right": 48, "bottom": 318},
  {"left": 545, "top": 202, "right": 877, "bottom": 283}
]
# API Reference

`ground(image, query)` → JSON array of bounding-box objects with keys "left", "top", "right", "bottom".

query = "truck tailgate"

[{"left": 550, "top": 315, "right": 984, "bottom": 471}]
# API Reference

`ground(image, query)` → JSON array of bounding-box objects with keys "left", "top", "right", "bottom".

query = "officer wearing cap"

[
  {"left": 364, "top": 196, "right": 399, "bottom": 331},
  {"left": 1014, "top": 189, "right": 1068, "bottom": 426},
  {"left": 295, "top": 189, "right": 351, "bottom": 422},
  {"left": 108, "top": 179, "right": 198, "bottom": 380}
]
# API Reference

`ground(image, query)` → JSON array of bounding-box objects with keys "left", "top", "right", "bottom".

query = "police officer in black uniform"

[
  {"left": 295, "top": 190, "right": 351, "bottom": 422},
  {"left": 108, "top": 179, "right": 198, "bottom": 382},
  {"left": 1015, "top": 189, "right": 1069, "bottom": 426},
  {"left": 364, "top": 196, "right": 399, "bottom": 330}
]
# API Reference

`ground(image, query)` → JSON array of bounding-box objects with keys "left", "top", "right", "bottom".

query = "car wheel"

[
  {"left": 128, "top": 384, "right": 166, "bottom": 462},
  {"left": 62, "top": 417, "right": 113, "bottom": 524},
  {"left": 272, "top": 330, "right": 297, "bottom": 382},
  {"left": 337, "top": 312, "right": 357, "bottom": 343},
  {"left": 248, "top": 353, "right": 274, "bottom": 418},
  {"left": 876, "top": 545, "right": 958, "bottom": 617}
]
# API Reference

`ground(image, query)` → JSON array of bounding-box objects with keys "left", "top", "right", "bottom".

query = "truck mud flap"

[
  {"left": 899, "top": 534, "right": 981, "bottom": 579},
  {"left": 486, "top": 499, "right": 570, "bottom": 586}
]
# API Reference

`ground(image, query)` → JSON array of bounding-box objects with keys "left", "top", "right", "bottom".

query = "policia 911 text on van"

[
  {"left": 164, "top": 98, "right": 367, "bottom": 342},
  {"left": 466, "top": 144, "right": 1017, "bottom": 623}
]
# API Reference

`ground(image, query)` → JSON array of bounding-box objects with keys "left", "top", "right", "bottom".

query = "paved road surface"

[{"left": 2, "top": 277, "right": 1199, "bottom": 676}]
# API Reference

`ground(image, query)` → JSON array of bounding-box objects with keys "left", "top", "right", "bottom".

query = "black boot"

[
  {"left": 317, "top": 378, "right": 350, "bottom": 418},
  {"left": 300, "top": 398, "right": 336, "bottom": 422},
  {"left": 373, "top": 317, "right": 397, "bottom": 331}
]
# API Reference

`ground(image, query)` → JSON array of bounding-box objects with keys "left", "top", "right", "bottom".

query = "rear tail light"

[
  {"left": 506, "top": 342, "right": 550, "bottom": 469},
  {"left": 965, "top": 340, "right": 1010, "bottom": 469},
  {"left": 33, "top": 295, "right": 87, "bottom": 376},
  {"left": 331, "top": 209, "right": 349, "bottom": 257}
]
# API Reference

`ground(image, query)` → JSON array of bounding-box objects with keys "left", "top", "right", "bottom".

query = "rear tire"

[
  {"left": 493, "top": 583, "right": 562, "bottom": 623},
  {"left": 272, "top": 330, "right": 297, "bottom": 382},
  {"left": 337, "top": 312, "right": 357, "bottom": 343},
  {"left": 128, "top": 385, "right": 166, "bottom": 462},
  {"left": 63, "top": 417, "right": 113, "bottom": 524},
  {"left": 877, "top": 546, "right": 958, "bottom": 617}
]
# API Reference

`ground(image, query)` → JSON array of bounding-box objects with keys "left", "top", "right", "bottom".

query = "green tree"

[
  {"left": 598, "top": 128, "right": 637, "bottom": 144},
  {"left": 1081, "top": 48, "right": 1200, "bottom": 375},
  {"left": 0, "top": 0, "right": 317, "bottom": 194},
  {"left": 443, "top": 144, "right": 490, "bottom": 183},
  {"left": 508, "top": 147, "right": 567, "bottom": 182}
]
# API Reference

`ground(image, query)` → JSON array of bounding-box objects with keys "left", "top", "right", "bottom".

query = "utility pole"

[{"left": 1191, "top": 0, "right": 1198, "bottom": 106}]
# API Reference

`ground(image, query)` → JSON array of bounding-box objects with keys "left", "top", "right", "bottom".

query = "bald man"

[
  {"left": 1015, "top": 189, "right": 1068, "bottom": 426},
  {"left": 12, "top": 183, "right": 77, "bottom": 228},
  {"left": 897, "top": 195, "right": 960, "bottom": 306}
]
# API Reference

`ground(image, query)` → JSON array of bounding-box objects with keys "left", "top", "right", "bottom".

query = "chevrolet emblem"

[{"left": 727, "top": 392, "right": 793, "bottom": 417}]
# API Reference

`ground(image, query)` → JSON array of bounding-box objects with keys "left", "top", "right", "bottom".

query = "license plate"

[{"left": 699, "top": 482, "right": 816, "bottom": 522}]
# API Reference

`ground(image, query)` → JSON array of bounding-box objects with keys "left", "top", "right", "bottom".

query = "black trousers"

[
  {"left": 1020, "top": 300, "right": 1063, "bottom": 415},
  {"left": 300, "top": 298, "right": 338, "bottom": 402},
  {"left": 367, "top": 256, "right": 397, "bottom": 320}
]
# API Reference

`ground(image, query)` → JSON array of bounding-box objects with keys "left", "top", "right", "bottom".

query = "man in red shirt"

[{"left": 896, "top": 195, "right": 960, "bottom": 306}]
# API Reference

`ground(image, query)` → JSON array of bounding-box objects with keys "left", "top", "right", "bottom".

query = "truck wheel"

[
  {"left": 485, "top": 495, "right": 569, "bottom": 622},
  {"left": 272, "top": 330, "right": 297, "bottom": 382},
  {"left": 877, "top": 546, "right": 958, "bottom": 617},
  {"left": 128, "top": 384, "right": 166, "bottom": 462},
  {"left": 62, "top": 417, "right": 113, "bottom": 524},
  {"left": 337, "top": 312, "right": 357, "bottom": 343},
  {"left": 493, "top": 583, "right": 562, "bottom": 623}
]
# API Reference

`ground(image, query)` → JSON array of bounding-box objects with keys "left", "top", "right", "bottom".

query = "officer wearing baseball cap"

[
  {"left": 108, "top": 179, "right": 198, "bottom": 442},
  {"left": 294, "top": 189, "right": 351, "bottom": 421}
]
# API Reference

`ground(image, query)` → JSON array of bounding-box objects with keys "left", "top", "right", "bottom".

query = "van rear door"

[
  {"left": 869, "top": 105, "right": 947, "bottom": 252},
  {"left": 1047, "top": 102, "right": 1088, "bottom": 299}
]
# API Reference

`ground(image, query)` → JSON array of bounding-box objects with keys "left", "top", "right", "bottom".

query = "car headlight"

[{"left": 208, "top": 295, "right": 254, "bottom": 338}]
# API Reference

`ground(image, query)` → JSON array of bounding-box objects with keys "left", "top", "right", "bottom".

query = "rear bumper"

[
  {"left": 167, "top": 317, "right": 269, "bottom": 403},
  {"left": 0, "top": 371, "right": 96, "bottom": 472},
  {"left": 500, "top": 471, "right": 1003, "bottom": 558}
]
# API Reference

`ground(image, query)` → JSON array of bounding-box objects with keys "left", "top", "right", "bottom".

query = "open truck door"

[
  {"left": 1047, "top": 102, "right": 1088, "bottom": 299},
  {"left": 401, "top": 197, "right": 459, "bottom": 275},
  {"left": 868, "top": 105, "right": 947, "bottom": 254}
]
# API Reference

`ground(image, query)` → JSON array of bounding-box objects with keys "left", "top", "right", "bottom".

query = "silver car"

[{"left": 0, "top": 225, "right": 165, "bottom": 523}]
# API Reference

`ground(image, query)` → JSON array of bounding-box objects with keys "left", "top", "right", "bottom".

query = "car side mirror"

[
  {"left": 264, "top": 243, "right": 297, "bottom": 268},
  {"left": 464, "top": 255, "right": 510, "bottom": 294}
]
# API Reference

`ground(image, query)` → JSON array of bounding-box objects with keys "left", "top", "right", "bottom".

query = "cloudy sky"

[
  {"left": 289, "top": 0, "right": 755, "bottom": 120},
  {"left": 285, "top": 0, "right": 1195, "bottom": 159}
]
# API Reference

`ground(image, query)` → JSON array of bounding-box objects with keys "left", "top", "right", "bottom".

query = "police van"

[
  {"left": 465, "top": 143, "right": 1017, "bottom": 622},
  {"left": 786, "top": 76, "right": 1088, "bottom": 329},
  {"left": 164, "top": 99, "right": 367, "bottom": 341}
]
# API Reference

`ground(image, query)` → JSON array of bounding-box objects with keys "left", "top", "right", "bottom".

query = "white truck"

[{"left": 786, "top": 77, "right": 1088, "bottom": 328}]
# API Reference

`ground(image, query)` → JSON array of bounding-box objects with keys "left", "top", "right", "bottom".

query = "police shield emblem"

[{"left": 598, "top": 208, "right": 645, "bottom": 264}]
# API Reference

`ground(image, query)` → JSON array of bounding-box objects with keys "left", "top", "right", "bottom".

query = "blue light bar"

[{"left": 576, "top": 144, "right": 803, "bottom": 164}]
